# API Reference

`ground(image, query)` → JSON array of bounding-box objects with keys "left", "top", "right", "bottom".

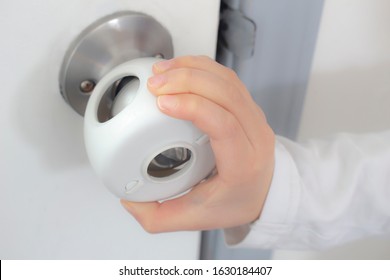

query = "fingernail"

[
  {"left": 147, "top": 75, "right": 166, "bottom": 88},
  {"left": 157, "top": 95, "right": 178, "bottom": 111},
  {"left": 154, "top": 59, "right": 173, "bottom": 72}
]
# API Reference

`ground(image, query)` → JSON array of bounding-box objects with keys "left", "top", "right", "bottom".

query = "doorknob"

[
  {"left": 59, "top": 12, "right": 216, "bottom": 202},
  {"left": 59, "top": 11, "right": 174, "bottom": 116}
]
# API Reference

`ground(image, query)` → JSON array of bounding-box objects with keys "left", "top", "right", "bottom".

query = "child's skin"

[{"left": 120, "top": 55, "right": 275, "bottom": 233}]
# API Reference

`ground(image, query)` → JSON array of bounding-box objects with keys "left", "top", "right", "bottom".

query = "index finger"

[{"left": 153, "top": 56, "right": 251, "bottom": 101}]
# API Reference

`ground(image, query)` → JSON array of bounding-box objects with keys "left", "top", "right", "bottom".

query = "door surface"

[{"left": 0, "top": 0, "right": 219, "bottom": 259}]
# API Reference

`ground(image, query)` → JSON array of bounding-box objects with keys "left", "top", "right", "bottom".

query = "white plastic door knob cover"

[{"left": 84, "top": 57, "right": 216, "bottom": 202}]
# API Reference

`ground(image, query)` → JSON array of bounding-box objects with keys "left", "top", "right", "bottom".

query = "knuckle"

[
  {"left": 182, "top": 55, "right": 213, "bottom": 67},
  {"left": 225, "top": 67, "right": 239, "bottom": 81},
  {"left": 223, "top": 68, "right": 250, "bottom": 102},
  {"left": 181, "top": 68, "right": 194, "bottom": 84},
  {"left": 198, "top": 55, "right": 213, "bottom": 62},
  {"left": 184, "top": 55, "right": 201, "bottom": 66}
]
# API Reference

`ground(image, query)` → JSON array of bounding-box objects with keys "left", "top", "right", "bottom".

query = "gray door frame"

[{"left": 201, "top": 0, "right": 324, "bottom": 260}]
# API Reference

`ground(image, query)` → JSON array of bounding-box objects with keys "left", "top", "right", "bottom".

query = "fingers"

[
  {"left": 148, "top": 67, "right": 265, "bottom": 148},
  {"left": 120, "top": 179, "right": 219, "bottom": 232},
  {"left": 150, "top": 56, "right": 275, "bottom": 184},
  {"left": 157, "top": 93, "right": 253, "bottom": 179},
  {"left": 157, "top": 93, "right": 243, "bottom": 141},
  {"left": 153, "top": 56, "right": 249, "bottom": 99},
  {"left": 149, "top": 67, "right": 242, "bottom": 107},
  {"left": 120, "top": 177, "right": 261, "bottom": 233},
  {"left": 153, "top": 56, "right": 220, "bottom": 75}
]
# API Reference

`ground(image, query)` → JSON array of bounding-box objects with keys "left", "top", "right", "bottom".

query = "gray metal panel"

[
  {"left": 201, "top": 0, "right": 324, "bottom": 260},
  {"left": 219, "top": 0, "right": 324, "bottom": 139}
]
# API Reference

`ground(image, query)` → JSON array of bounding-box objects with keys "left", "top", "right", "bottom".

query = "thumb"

[
  {"left": 119, "top": 178, "right": 225, "bottom": 233},
  {"left": 120, "top": 200, "right": 161, "bottom": 233}
]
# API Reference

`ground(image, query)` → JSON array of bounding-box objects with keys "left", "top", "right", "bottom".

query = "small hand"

[{"left": 121, "top": 56, "right": 275, "bottom": 233}]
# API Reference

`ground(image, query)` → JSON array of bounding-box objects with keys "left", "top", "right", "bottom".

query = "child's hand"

[{"left": 121, "top": 56, "right": 275, "bottom": 232}]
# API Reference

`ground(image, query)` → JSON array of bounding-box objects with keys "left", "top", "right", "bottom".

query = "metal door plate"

[{"left": 59, "top": 12, "right": 174, "bottom": 116}]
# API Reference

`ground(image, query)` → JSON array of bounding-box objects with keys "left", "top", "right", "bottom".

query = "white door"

[{"left": 0, "top": 0, "right": 220, "bottom": 259}]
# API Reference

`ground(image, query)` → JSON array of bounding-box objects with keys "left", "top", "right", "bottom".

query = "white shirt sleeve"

[{"left": 224, "top": 130, "right": 390, "bottom": 250}]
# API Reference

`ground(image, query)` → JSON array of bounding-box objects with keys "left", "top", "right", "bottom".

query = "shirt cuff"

[{"left": 224, "top": 137, "right": 302, "bottom": 248}]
